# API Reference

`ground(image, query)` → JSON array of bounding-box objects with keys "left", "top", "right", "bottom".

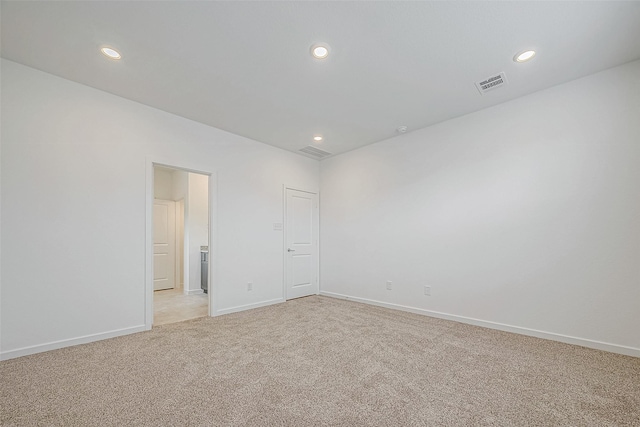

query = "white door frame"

[
  {"left": 145, "top": 157, "right": 218, "bottom": 329},
  {"left": 282, "top": 184, "right": 320, "bottom": 300}
]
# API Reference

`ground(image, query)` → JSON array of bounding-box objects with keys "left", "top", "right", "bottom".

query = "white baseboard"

[
  {"left": 0, "top": 325, "right": 147, "bottom": 361},
  {"left": 215, "top": 298, "right": 285, "bottom": 316},
  {"left": 320, "top": 291, "right": 640, "bottom": 358},
  {"left": 184, "top": 288, "right": 204, "bottom": 295}
]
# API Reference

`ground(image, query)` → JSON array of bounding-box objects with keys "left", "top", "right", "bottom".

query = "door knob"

[{"left": 287, "top": 248, "right": 295, "bottom": 252}]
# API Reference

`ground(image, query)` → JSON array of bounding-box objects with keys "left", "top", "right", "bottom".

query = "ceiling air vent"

[
  {"left": 299, "top": 145, "right": 332, "bottom": 159},
  {"left": 475, "top": 72, "right": 508, "bottom": 95}
]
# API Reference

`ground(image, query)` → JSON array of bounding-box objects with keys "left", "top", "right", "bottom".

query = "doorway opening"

[{"left": 151, "top": 165, "right": 211, "bottom": 326}]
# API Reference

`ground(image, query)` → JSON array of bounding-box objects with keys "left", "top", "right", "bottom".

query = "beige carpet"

[{"left": 1, "top": 296, "right": 639, "bottom": 426}]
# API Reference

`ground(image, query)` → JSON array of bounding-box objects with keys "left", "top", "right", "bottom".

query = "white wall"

[
  {"left": 0, "top": 59, "right": 319, "bottom": 359},
  {"left": 172, "top": 170, "right": 188, "bottom": 202},
  {"left": 186, "top": 173, "right": 208, "bottom": 293},
  {"left": 320, "top": 60, "right": 640, "bottom": 356},
  {"left": 172, "top": 170, "right": 188, "bottom": 288},
  {"left": 153, "top": 167, "right": 174, "bottom": 200}
]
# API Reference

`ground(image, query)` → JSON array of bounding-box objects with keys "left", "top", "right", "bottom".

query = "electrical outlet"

[
  {"left": 386, "top": 281, "right": 392, "bottom": 290},
  {"left": 424, "top": 286, "right": 431, "bottom": 296},
  {"left": 247, "top": 282, "right": 253, "bottom": 291}
]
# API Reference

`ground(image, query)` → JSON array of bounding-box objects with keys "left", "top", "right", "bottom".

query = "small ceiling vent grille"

[
  {"left": 475, "top": 72, "right": 508, "bottom": 95},
  {"left": 299, "top": 145, "right": 332, "bottom": 159}
]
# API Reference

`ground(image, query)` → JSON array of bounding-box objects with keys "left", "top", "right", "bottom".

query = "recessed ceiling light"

[
  {"left": 514, "top": 50, "right": 536, "bottom": 63},
  {"left": 397, "top": 126, "right": 408, "bottom": 133},
  {"left": 101, "top": 47, "right": 121, "bottom": 60},
  {"left": 313, "top": 135, "right": 323, "bottom": 142},
  {"left": 310, "top": 44, "right": 330, "bottom": 59}
]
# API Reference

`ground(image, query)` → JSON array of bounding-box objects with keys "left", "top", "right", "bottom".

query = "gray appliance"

[{"left": 200, "top": 246, "right": 209, "bottom": 294}]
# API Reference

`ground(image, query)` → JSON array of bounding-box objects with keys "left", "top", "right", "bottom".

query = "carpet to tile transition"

[{"left": 1, "top": 296, "right": 639, "bottom": 426}]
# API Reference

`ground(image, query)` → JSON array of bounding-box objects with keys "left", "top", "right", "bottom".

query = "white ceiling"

[{"left": 2, "top": 1, "right": 640, "bottom": 159}]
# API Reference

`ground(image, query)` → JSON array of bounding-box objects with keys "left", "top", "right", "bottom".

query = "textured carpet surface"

[{"left": 1, "top": 296, "right": 639, "bottom": 426}]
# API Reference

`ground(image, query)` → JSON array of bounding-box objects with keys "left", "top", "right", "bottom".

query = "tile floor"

[{"left": 153, "top": 288, "right": 209, "bottom": 326}]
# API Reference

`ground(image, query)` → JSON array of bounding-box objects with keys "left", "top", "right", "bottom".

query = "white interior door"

[
  {"left": 175, "top": 199, "right": 185, "bottom": 289},
  {"left": 154, "top": 199, "right": 176, "bottom": 291},
  {"left": 285, "top": 188, "right": 319, "bottom": 300}
]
